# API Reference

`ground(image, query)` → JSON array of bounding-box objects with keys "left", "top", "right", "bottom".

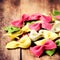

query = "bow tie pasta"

[
  {"left": 41, "top": 30, "right": 58, "bottom": 40},
  {"left": 21, "top": 24, "right": 30, "bottom": 32},
  {"left": 34, "top": 39, "right": 47, "bottom": 46},
  {"left": 51, "top": 22, "right": 60, "bottom": 32},
  {"left": 18, "top": 35, "right": 31, "bottom": 48},
  {"left": 4, "top": 26, "right": 20, "bottom": 34},
  {"left": 29, "top": 30, "right": 43, "bottom": 41},
  {"left": 7, "top": 30, "right": 23, "bottom": 40},
  {"left": 6, "top": 41, "right": 19, "bottom": 49}
]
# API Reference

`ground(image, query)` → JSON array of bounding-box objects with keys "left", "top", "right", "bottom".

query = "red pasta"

[
  {"left": 30, "top": 40, "right": 56, "bottom": 57},
  {"left": 22, "top": 14, "right": 30, "bottom": 21},
  {"left": 30, "top": 46, "right": 44, "bottom": 57},
  {"left": 40, "top": 15, "right": 52, "bottom": 23},
  {"left": 11, "top": 20, "right": 24, "bottom": 28},
  {"left": 22, "top": 13, "right": 41, "bottom": 21},
  {"left": 29, "top": 13, "right": 41, "bottom": 20},
  {"left": 44, "top": 40, "right": 57, "bottom": 50},
  {"left": 55, "top": 15, "right": 60, "bottom": 20},
  {"left": 42, "top": 22, "right": 52, "bottom": 30},
  {"left": 29, "top": 23, "right": 41, "bottom": 31}
]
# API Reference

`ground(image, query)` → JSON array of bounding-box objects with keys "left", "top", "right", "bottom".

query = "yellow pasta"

[
  {"left": 8, "top": 30, "right": 23, "bottom": 40},
  {"left": 21, "top": 24, "right": 30, "bottom": 32},
  {"left": 18, "top": 35, "right": 31, "bottom": 48},
  {"left": 43, "top": 30, "right": 58, "bottom": 40},
  {"left": 6, "top": 41, "right": 19, "bottom": 49},
  {"left": 34, "top": 39, "right": 47, "bottom": 46}
]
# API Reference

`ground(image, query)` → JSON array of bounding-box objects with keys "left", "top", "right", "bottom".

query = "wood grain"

[
  {"left": 0, "top": 0, "right": 60, "bottom": 60},
  {"left": 21, "top": 1, "right": 60, "bottom": 60},
  {"left": 0, "top": 0, "right": 20, "bottom": 60}
]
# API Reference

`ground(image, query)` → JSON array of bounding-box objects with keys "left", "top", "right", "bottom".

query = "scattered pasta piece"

[
  {"left": 51, "top": 22, "right": 60, "bottom": 32},
  {"left": 43, "top": 30, "right": 58, "bottom": 40},
  {"left": 29, "top": 30, "right": 42, "bottom": 41},
  {"left": 34, "top": 39, "right": 47, "bottom": 46},
  {"left": 18, "top": 35, "right": 31, "bottom": 48},
  {"left": 55, "top": 39, "right": 60, "bottom": 48},
  {"left": 40, "top": 15, "right": 52, "bottom": 23},
  {"left": 6, "top": 41, "right": 19, "bottom": 49},
  {"left": 55, "top": 15, "right": 60, "bottom": 20},
  {"left": 39, "top": 30, "right": 58, "bottom": 40},
  {"left": 29, "top": 23, "right": 41, "bottom": 31},
  {"left": 30, "top": 46, "right": 44, "bottom": 57},
  {"left": 42, "top": 22, "right": 52, "bottom": 30},
  {"left": 4, "top": 26, "right": 20, "bottom": 34},
  {"left": 21, "top": 24, "right": 30, "bottom": 32},
  {"left": 8, "top": 30, "right": 23, "bottom": 40},
  {"left": 30, "top": 40, "right": 56, "bottom": 57},
  {"left": 11, "top": 20, "right": 23, "bottom": 28}
]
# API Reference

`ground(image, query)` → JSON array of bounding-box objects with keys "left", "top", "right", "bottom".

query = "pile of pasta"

[{"left": 4, "top": 10, "right": 60, "bottom": 57}]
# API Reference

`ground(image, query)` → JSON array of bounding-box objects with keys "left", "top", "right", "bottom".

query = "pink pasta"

[
  {"left": 42, "top": 22, "right": 52, "bottom": 30},
  {"left": 11, "top": 20, "right": 23, "bottom": 28},
  {"left": 30, "top": 46, "right": 44, "bottom": 57},
  {"left": 55, "top": 15, "right": 60, "bottom": 20},
  {"left": 40, "top": 15, "right": 52, "bottom": 23},
  {"left": 30, "top": 40, "right": 56, "bottom": 57},
  {"left": 29, "top": 23, "right": 41, "bottom": 31}
]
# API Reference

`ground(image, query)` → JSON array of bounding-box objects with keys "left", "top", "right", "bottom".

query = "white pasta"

[
  {"left": 43, "top": 30, "right": 58, "bottom": 40},
  {"left": 34, "top": 39, "right": 47, "bottom": 46},
  {"left": 51, "top": 22, "right": 60, "bottom": 32},
  {"left": 29, "top": 30, "right": 43, "bottom": 41}
]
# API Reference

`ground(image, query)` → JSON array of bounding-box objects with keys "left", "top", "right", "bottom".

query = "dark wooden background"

[{"left": 0, "top": 0, "right": 60, "bottom": 60}]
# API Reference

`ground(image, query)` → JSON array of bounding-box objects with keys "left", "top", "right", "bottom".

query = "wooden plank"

[
  {"left": 21, "top": 0, "right": 60, "bottom": 60},
  {"left": 0, "top": 0, "right": 60, "bottom": 60},
  {"left": 0, "top": 0, "right": 21, "bottom": 60},
  {"left": 22, "top": 49, "right": 60, "bottom": 60}
]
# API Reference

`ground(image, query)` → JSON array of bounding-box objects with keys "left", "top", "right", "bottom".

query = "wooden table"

[{"left": 0, "top": 0, "right": 60, "bottom": 60}]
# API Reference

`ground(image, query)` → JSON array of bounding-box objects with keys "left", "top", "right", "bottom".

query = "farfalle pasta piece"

[
  {"left": 42, "top": 22, "right": 52, "bottom": 30},
  {"left": 30, "top": 40, "right": 56, "bottom": 57},
  {"left": 53, "top": 10, "right": 60, "bottom": 16},
  {"left": 22, "top": 14, "right": 41, "bottom": 22},
  {"left": 29, "top": 23, "right": 41, "bottom": 31},
  {"left": 40, "top": 15, "right": 52, "bottom": 30},
  {"left": 55, "top": 15, "right": 60, "bottom": 20},
  {"left": 11, "top": 20, "right": 23, "bottom": 28},
  {"left": 8, "top": 30, "right": 23, "bottom": 40},
  {"left": 30, "top": 46, "right": 44, "bottom": 57},
  {"left": 22, "top": 14, "right": 29, "bottom": 21},
  {"left": 51, "top": 22, "right": 60, "bottom": 32},
  {"left": 44, "top": 40, "right": 56, "bottom": 50},
  {"left": 18, "top": 35, "right": 31, "bottom": 48},
  {"left": 55, "top": 39, "right": 60, "bottom": 48},
  {"left": 29, "top": 30, "right": 42, "bottom": 41},
  {"left": 21, "top": 24, "right": 30, "bottom": 32},
  {"left": 55, "top": 20, "right": 60, "bottom": 23},
  {"left": 34, "top": 39, "right": 47, "bottom": 46},
  {"left": 43, "top": 30, "right": 58, "bottom": 40},
  {"left": 40, "top": 15, "right": 52, "bottom": 23},
  {"left": 39, "top": 30, "right": 58, "bottom": 40},
  {"left": 29, "top": 13, "right": 41, "bottom": 20},
  {"left": 6, "top": 41, "right": 19, "bottom": 49},
  {"left": 4, "top": 26, "right": 20, "bottom": 34},
  {"left": 39, "top": 30, "right": 44, "bottom": 35},
  {"left": 45, "top": 49, "right": 55, "bottom": 56}
]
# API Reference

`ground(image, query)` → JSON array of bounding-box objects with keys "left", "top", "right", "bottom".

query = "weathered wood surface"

[{"left": 0, "top": 0, "right": 60, "bottom": 60}]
